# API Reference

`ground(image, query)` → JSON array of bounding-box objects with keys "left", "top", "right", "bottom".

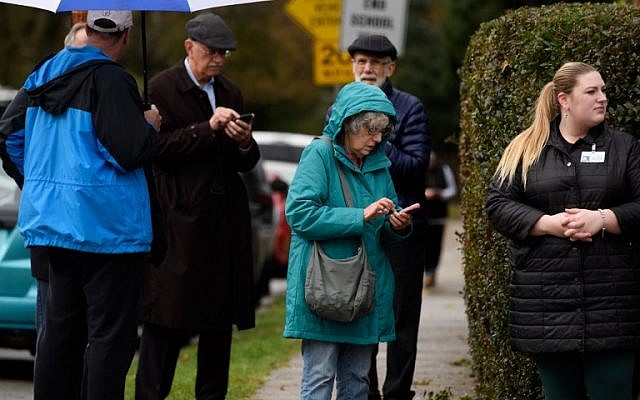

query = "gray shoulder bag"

[{"left": 304, "top": 137, "right": 376, "bottom": 322}]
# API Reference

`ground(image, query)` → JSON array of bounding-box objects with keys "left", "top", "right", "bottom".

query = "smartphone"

[
  {"left": 236, "top": 113, "right": 254, "bottom": 124},
  {"left": 401, "top": 203, "right": 421, "bottom": 214}
]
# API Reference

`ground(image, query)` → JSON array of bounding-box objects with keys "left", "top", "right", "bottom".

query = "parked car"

[
  {"left": 0, "top": 87, "right": 36, "bottom": 354},
  {"left": 0, "top": 89, "right": 19, "bottom": 227},
  {"left": 239, "top": 159, "right": 276, "bottom": 287},
  {"left": 0, "top": 219, "right": 34, "bottom": 354},
  {"left": 253, "top": 131, "right": 315, "bottom": 184},
  {"left": 252, "top": 131, "right": 314, "bottom": 280}
]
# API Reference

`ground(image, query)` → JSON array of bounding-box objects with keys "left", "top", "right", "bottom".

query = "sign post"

[{"left": 71, "top": 11, "right": 87, "bottom": 24}]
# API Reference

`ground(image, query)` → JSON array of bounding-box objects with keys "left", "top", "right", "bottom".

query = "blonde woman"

[
  {"left": 486, "top": 62, "right": 640, "bottom": 399},
  {"left": 63, "top": 22, "right": 88, "bottom": 47}
]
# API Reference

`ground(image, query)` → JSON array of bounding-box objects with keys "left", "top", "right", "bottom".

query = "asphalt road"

[{"left": 0, "top": 349, "right": 33, "bottom": 399}]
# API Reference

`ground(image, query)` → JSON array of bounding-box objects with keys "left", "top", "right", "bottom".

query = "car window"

[
  {"left": 259, "top": 144, "right": 305, "bottom": 164},
  {"left": 0, "top": 162, "right": 20, "bottom": 229}
]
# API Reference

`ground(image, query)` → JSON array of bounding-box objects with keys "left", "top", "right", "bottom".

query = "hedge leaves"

[{"left": 459, "top": 3, "right": 640, "bottom": 399}]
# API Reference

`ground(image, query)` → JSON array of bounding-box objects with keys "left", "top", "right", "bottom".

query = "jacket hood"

[
  {"left": 24, "top": 46, "right": 114, "bottom": 115},
  {"left": 323, "top": 82, "right": 396, "bottom": 141}
]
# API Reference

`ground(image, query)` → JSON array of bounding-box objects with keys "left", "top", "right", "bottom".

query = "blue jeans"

[{"left": 301, "top": 339, "right": 374, "bottom": 400}]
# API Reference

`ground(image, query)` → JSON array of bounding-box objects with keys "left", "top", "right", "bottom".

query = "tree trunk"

[{"left": 71, "top": 11, "right": 87, "bottom": 24}]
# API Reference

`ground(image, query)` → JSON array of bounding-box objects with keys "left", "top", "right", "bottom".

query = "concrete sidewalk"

[{"left": 252, "top": 219, "right": 475, "bottom": 399}]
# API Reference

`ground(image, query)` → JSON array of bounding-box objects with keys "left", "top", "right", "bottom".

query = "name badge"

[{"left": 580, "top": 151, "right": 605, "bottom": 163}]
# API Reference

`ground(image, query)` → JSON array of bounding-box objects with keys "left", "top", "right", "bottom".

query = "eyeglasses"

[
  {"left": 193, "top": 41, "right": 231, "bottom": 57},
  {"left": 353, "top": 57, "right": 392, "bottom": 68},
  {"left": 367, "top": 125, "right": 394, "bottom": 138}
]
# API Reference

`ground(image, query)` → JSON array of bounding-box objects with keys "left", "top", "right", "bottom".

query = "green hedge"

[{"left": 459, "top": 3, "right": 640, "bottom": 399}]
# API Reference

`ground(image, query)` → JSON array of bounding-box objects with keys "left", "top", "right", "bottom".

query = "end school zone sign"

[{"left": 340, "top": 0, "right": 408, "bottom": 57}]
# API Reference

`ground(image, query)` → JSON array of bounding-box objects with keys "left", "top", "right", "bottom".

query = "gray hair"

[
  {"left": 64, "top": 22, "right": 87, "bottom": 47},
  {"left": 342, "top": 111, "right": 392, "bottom": 137}
]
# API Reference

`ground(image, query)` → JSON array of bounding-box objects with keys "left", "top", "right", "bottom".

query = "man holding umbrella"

[
  {"left": 0, "top": 10, "right": 161, "bottom": 400},
  {"left": 136, "top": 12, "right": 258, "bottom": 400}
]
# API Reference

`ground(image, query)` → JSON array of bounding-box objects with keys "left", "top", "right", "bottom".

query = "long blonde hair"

[{"left": 494, "top": 62, "right": 597, "bottom": 187}]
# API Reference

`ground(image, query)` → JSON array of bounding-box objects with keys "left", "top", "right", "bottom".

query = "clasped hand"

[
  {"left": 550, "top": 208, "right": 602, "bottom": 242},
  {"left": 363, "top": 197, "right": 412, "bottom": 231}
]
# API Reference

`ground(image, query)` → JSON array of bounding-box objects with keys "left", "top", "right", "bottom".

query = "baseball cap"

[{"left": 87, "top": 10, "right": 133, "bottom": 33}]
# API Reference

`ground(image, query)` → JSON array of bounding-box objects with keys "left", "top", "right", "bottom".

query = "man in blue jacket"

[
  {"left": 346, "top": 34, "right": 431, "bottom": 400},
  {"left": 0, "top": 10, "right": 161, "bottom": 400}
]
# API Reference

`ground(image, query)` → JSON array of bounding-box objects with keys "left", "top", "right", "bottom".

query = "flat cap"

[
  {"left": 347, "top": 34, "right": 397, "bottom": 60},
  {"left": 186, "top": 13, "right": 236, "bottom": 51}
]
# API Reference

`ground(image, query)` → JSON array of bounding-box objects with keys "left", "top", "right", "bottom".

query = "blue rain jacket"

[{"left": 3, "top": 46, "right": 157, "bottom": 253}]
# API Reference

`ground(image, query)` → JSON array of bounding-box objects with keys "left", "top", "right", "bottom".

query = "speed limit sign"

[{"left": 313, "top": 39, "right": 353, "bottom": 86}]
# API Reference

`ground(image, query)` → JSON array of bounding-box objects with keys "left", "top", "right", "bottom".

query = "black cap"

[
  {"left": 347, "top": 34, "right": 397, "bottom": 60},
  {"left": 186, "top": 13, "right": 236, "bottom": 51}
]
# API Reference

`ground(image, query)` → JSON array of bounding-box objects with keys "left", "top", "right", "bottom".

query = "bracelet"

[{"left": 597, "top": 208, "right": 606, "bottom": 238}]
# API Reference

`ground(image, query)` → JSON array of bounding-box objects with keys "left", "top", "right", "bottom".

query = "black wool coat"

[
  {"left": 139, "top": 62, "right": 258, "bottom": 331},
  {"left": 486, "top": 118, "right": 640, "bottom": 354}
]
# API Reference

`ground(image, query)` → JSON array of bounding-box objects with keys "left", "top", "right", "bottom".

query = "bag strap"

[
  {"left": 316, "top": 136, "right": 354, "bottom": 208},
  {"left": 314, "top": 137, "right": 365, "bottom": 251}
]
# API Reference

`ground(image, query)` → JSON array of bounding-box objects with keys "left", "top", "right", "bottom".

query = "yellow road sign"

[
  {"left": 313, "top": 39, "right": 353, "bottom": 86},
  {"left": 286, "top": 0, "right": 342, "bottom": 39}
]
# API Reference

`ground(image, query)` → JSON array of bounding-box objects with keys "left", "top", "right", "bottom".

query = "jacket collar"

[
  {"left": 381, "top": 78, "right": 394, "bottom": 98},
  {"left": 548, "top": 115, "right": 610, "bottom": 151},
  {"left": 174, "top": 62, "right": 232, "bottom": 97},
  {"left": 183, "top": 57, "right": 214, "bottom": 88},
  {"left": 332, "top": 138, "right": 391, "bottom": 174}
]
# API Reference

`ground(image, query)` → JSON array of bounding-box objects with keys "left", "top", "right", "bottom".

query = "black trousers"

[
  {"left": 33, "top": 248, "right": 143, "bottom": 400},
  {"left": 369, "top": 233, "right": 426, "bottom": 400},
  {"left": 135, "top": 323, "right": 232, "bottom": 400},
  {"left": 423, "top": 224, "right": 445, "bottom": 275}
]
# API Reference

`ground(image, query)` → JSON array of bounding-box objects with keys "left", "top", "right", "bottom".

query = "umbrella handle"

[{"left": 141, "top": 10, "right": 150, "bottom": 110}]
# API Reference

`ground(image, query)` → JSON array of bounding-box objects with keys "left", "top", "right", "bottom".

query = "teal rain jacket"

[{"left": 283, "top": 82, "right": 407, "bottom": 345}]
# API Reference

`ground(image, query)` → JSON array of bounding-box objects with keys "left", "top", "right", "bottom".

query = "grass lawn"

[{"left": 124, "top": 294, "right": 300, "bottom": 399}]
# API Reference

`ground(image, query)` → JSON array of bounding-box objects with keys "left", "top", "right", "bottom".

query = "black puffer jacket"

[
  {"left": 486, "top": 118, "right": 640, "bottom": 354},
  {"left": 380, "top": 79, "right": 430, "bottom": 233}
]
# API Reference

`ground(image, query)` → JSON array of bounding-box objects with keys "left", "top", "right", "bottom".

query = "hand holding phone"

[
  {"left": 388, "top": 203, "right": 415, "bottom": 231},
  {"left": 400, "top": 203, "right": 421, "bottom": 214},
  {"left": 236, "top": 113, "right": 254, "bottom": 124}
]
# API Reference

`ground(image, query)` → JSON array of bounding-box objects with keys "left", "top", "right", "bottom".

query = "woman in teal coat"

[{"left": 284, "top": 82, "right": 412, "bottom": 399}]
